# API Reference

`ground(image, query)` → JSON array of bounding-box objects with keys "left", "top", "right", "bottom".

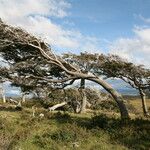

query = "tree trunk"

[
  {"left": 15, "top": 101, "right": 22, "bottom": 111},
  {"left": 139, "top": 88, "right": 149, "bottom": 117},
  {"left": 71, "top": 100, "right": 81, "bottom": 113},
  {"left": 2, "top": 92, "right": 6, "bottom": 103},
  {"left": 75, "top": 102, "right": 81, "bottom": 113},
  {"left": 48, "top": 102, "right": 67, "bottom": 111},
  {"left": 0, "top": 87, "right": 6, "bottom": 103},
  {"left": 79, "top": 79, "right": 87, "bottom": 113},
  {"left": 86, "top": 101, "right": 92, "bottom": 108},
  {"left": 22, "top": 93, "right": 26, "bottom": 103},
  {"left": 88, "top": 77, "right": 129, "bottom": 119}
]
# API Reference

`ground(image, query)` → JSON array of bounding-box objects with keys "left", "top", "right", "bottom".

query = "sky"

[
  {"left": 0, "top": 0, "right": 149, "bottom": 96},
  {"left": 0, "top": 0, "right": 150, "bottom": 66}
]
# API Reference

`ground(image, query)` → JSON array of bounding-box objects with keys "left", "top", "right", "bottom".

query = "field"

[{"left": 0, "top": 97, "right": 150, "bottom": 150}]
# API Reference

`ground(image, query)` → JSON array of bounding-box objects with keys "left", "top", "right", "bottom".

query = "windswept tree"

[
  {"left": 95, "top": 54, "right": 150, "bottom": 116},
  {"left": 63, "top": 53, "right": 150, "bottom": 116},
  {"left": 0, "top": 20, "right": 129, "bottom": 119},
  {"left": 63, "top": 52, "right": 99, "bottom": 113}
]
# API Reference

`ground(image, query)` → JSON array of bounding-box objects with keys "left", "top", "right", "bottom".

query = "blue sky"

[
  {"left": 0, "top": 0, "right": 150, "bottom": 96},
  {"left": 52, "top": 0, "right": 150, "bottom": 52},
  {"left": 59, "top": 0, "right": 142, "bottom": 39}
]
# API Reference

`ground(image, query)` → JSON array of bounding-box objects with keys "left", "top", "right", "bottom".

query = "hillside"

[{"left": 0, "top": 98, "right": 150, "bottom": 150}]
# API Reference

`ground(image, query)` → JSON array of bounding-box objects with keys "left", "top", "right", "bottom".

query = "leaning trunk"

[
  {"left": 79, "top": 79, "right": 87, "bottom": 113},
  {"left": 139, "top": 88, "right": 149, "bottom": 117},
  {"left": 88, "top": 77, "right": 129, "bottom": 119}
]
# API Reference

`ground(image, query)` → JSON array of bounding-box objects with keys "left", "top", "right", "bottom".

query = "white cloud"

[
  {"left": 0, "top": 0, "right": 70, "bottom": 21},
  {"left": 21, "top": 16, "right": 80, "bottom": 49},
  {"left": 135, "top": 27, "right": 150, "bottom": 44},
  {"left": 110, "top": 26, "right": 150, "bottom": 67},
  {"left": 138, "top": 14, "right": 150, "bottom": 24},
  {"left": 0, "top": 0, "right": 101, "bottom": 52}
]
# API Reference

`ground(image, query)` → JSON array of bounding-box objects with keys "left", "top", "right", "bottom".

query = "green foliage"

[
  {"left": 93, "top": 100, "right": 119, "bottom": 112},
  {"left": 49, "top": 112, "right": 72, "bottom": 124},
  {"left": 33, "top": 123, "right": 89, "bottom": 149},
  {"left": 91, "top": 113, "right": 150, "bottom": 150},
  {"left": 91, "top": 113, "right": 123, "bottom": 130}
]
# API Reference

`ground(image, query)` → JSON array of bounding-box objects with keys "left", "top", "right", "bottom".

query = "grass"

[
  {"left": 0, "top": 110, "right": 129, "bottom": 150},
  {"left": 0, "top": 97, "right": 150, "bottom": 150},
  {"left": 128, "top": 98, "right": 150, "bottom": 115}
]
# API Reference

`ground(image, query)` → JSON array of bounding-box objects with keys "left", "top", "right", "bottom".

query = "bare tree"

[{"left": 0, "top": 20, "right": 129, "bottom": 119}]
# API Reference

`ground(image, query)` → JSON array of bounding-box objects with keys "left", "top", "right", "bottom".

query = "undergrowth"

[{"left": 0, "top": 105, "right": 150, "bottom": 150}]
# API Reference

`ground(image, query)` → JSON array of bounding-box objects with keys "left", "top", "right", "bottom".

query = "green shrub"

[
  {"left": 90, "top": 113, "right": 129, "bottom": 132},
  {"left": 93, "top": 100, "right": 119, "bottom": 112},
  {"left": 22, "top": 99, "right": 42, "bottom": 108},
  {"left": 50, "top": 112, "right": 72, "bottom": 123},
  {"left": 33, "top": 122, "right": 89, "bottom": 149}
]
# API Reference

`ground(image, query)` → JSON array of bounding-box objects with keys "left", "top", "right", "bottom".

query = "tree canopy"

[{"left": 3, "top": 20, "right": 149, "bottom": 119}]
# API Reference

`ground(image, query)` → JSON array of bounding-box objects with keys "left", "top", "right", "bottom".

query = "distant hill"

[{"left": 2, "top": 79, "right": 139, "bottom": 98}]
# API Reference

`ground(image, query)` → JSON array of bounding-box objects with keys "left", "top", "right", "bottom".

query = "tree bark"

[
  {"left": 71, "top": 100, "right": 81, "bottom": 113},
  {"left": 2, "top": 92, "right": 6, "bottom": 103},
  {"left": 9, "top": 98, "right": 18, "bottom": 104},
  {"left": 86, "top": 101, "right": 92, "bottom": 108},
  {"left": 139, "top": 88, "right": 149, "bottom": 117},
  {"left": 0, "top": 87, "right": 6, "bottom": 103},
  {"left": 22, "top": 93, "right": 26, "bottom": 103},
  {"left": 79, "top": 79, "right": 87, "bottom": 113},
  {"left": 48, "top": 102, "right": 67, "bottom": 111},
  {"left": 88, "top": 77, "right": 129, "bottom": 119}
]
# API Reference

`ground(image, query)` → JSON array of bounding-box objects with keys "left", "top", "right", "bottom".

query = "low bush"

[
  {"left": 91, "top": 113, "right": 122, "bottom": 129},
  {"left": 91, "top": 113, "right": 150, "bottom": 150},
  {"left": 92, "top": 100, "right": 119, "bottom": 112},
  {"left": 50, "top": 123, "right": 89, "bottom": 142},
  {"left": 47, "top": 112, "right": 72, "bottom": 124},
  {"left": 33, "top": 122, "right": 89, "bottom": 149}
]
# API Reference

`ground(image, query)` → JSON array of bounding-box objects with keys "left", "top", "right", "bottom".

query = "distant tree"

[{"left": 0, "top": 20, "right": 129, "bottom": 119}]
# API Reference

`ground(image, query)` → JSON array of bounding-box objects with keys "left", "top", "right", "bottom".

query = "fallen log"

[
  {"left": 9, "top": 99, "right": 18, "bottom": 104},
  {"left": 48, "top": 102, "right": 67, "bottom": 111}
]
